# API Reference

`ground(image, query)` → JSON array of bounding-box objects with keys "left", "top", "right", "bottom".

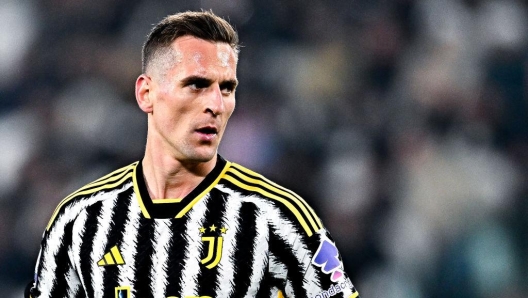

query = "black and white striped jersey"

[{"left": 29, "top": 155, "right": 360, "bottom": 298}]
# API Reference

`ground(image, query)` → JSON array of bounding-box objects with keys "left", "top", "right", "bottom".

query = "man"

[{"left": 27, "top": 11, "right": 360, "bottom": 298}]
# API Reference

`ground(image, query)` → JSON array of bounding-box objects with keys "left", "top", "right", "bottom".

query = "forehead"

[{"left": 169, "top": 36, "right": 237, "bottom": 74}]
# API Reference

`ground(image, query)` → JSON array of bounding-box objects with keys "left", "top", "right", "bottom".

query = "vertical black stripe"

[
  {"left": 48, "top": 222, "right": 74, "bottom": 298},
  {"left": 101, "top": 189, "right": 133, "bottom": 296},
  {"left": 269, "top": 227, "right": 308, "bottom": 298},
  {"left": 195, "top": 189, "right": 229, "bottom": 297},
  {"left": 73, "top": 285, "right": 87, "bottom": 298},
  {"left": 132, "top": 217, "right": 155, "bottom": 298},
  {"left": 78, "top": 202, "right": 104, "bottom": 298},
  {"left": 164, "top": 216, "right": 188, "bottom": 297},
  {"left": 231, "top": 202, "right": 259, "bottom": 297}
]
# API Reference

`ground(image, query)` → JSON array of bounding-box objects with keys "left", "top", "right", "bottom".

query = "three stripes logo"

[{"left": 98, "top": 245, "right": 125, "bottom": 266}]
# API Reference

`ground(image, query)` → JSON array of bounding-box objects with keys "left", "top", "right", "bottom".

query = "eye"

[
  {"left": 188, "top": 79, "right": 210, "bottom": 90},
  {"left": 220, "top": 82, "right": 237, "bottom": 96}
]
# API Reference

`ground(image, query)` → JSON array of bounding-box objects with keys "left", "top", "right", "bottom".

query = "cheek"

[
  {"left": 156, "top": 90, "right": 193, "bottom": 116},
  {"left": 154, "top": 99, "right": 185, "bottom": 130},
  {"left": 226, "top": 97, "right": 236, "bottom": 116}
]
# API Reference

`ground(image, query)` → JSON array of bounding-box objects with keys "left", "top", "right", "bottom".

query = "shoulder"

[
  {"left": 221, "top": 162, "right": 323, "bottom": 237},
  {"left": 45, "top": 161, "right": 138, "bottom": 231}
]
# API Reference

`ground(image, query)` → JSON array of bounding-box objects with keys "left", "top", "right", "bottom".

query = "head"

[
  {"left": 142, "top": 11, "right": 240, "bottom": 79},
  {"left": 136, "top": 11, "right": 239, "bottom": 165}
]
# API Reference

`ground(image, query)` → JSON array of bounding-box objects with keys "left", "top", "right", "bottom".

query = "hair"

[{"left": 142, "top": 10, "right": 239, "bottom": 74}]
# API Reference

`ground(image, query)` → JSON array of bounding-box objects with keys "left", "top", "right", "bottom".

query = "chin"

[
  {"left": 176, "top": 143, "right": 218, "bottom": 164},
  {"left": 184, "top": 150, "right": 217, "bottom": 163}
]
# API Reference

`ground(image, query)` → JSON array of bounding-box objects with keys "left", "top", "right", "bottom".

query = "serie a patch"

[
  {"left": 310, "top": 278, "right": 356, "bottom": 298},
  {"left": 312, "top": 239, "right": 345, "bottom": 282}
]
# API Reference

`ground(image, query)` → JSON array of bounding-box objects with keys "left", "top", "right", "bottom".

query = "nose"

[{"left": 205, "top": 84, "right": 225, "bottom": 116}]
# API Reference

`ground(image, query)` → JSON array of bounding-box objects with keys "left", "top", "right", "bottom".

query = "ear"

[{"left": 136, "top": 74, "right": 154, "bottom": 113}]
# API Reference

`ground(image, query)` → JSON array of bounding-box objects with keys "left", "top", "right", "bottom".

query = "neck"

[{"left": 141, "top": 145, "right": 217, "bottom": 201}]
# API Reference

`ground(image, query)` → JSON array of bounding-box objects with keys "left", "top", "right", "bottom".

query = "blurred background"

[{"left": 1, "top": 0, "right": 527, "bottom": 297}]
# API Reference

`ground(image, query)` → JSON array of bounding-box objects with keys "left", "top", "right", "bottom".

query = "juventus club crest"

[{"left": 199, "top": 224, "right": 227, "bottom": 269}]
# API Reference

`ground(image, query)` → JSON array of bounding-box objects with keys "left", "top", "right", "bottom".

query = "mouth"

[
  {"left": 195, "top": 126, "right": 219, "bottom": 141},
  {"left": 195, "top": 126, "right": 218, "bottom": 135}
]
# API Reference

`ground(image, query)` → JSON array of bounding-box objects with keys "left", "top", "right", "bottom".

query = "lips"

[
  {"left": 195, "top": 126, "right": 218, "bottom": 135},
  {"left": 195, "top": 125, "right": 219, "bottom": 141}
]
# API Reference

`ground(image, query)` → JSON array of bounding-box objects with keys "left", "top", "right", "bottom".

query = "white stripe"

[
  {"left": 240, "top": 194, "right": 271, "bottom": 298},
  {"left": 180, "top": 194, "right": 210, "bottom": 295},
  {"left": 253, "top": 197, "right": 323, "bottom": 296},
  {"left": 268, "top": 252, "right": 290, "bottom": 298},
  {"left": 39, "top": 205, "right": 74, "bottom": 297},
  {"left": 214, "top": 186, "right": 242, "bottom": 297},
  {"left": 285, "top": 279, "right": 295, "bottom": 298},
  {"left": 71, "top": 208, "right": 89, "bottom": 293},
  {"left": 268, "top": 252, "right": 287, "bottom": 279},
  {"left": 37, "top": 185, "right": 130, "bottom": 298},
  {"left": 269, "top": 287, "right": 281, "bottom": 298},
  {"left": 117, "top": 193, "right": 141, "bottom": 292},
  {"left": 150, "top": 219, "right": 172, "bottom": 297},
  {"left": 90, "top": 191, "right": 119, "bottom": 297},
  {"left": 65, "top": 266, "right": 81, "bottom": 297}
]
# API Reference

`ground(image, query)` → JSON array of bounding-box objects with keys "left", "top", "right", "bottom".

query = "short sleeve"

[{"left": 269, "top": 221, "right": 360, "bottom": 298}]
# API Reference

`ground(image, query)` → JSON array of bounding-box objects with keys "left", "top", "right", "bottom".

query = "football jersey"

[{"left": 28, "top": 155, "right": 360, "bottom": 298}]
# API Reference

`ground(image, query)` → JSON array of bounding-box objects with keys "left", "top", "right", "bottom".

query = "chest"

[{"left": 72, "top": 197, "right": 271, "bottom": 298}]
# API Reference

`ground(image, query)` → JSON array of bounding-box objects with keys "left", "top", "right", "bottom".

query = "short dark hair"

[{"left": 142, "top": 11, "right": 239, "bottom": 73}]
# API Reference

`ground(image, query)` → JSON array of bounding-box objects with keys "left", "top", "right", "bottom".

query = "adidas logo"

[{"left": 97, "top": 245, "right": 125, "bottom": 266}]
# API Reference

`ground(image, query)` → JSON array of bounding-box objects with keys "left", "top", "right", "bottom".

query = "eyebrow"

[{"left": 180, "top": 75, "right": 238, "bottom": 88}]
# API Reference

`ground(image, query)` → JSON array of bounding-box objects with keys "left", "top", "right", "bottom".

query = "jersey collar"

[{"left": 132, "top": 155, "right": 231, "bottom": 219}]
